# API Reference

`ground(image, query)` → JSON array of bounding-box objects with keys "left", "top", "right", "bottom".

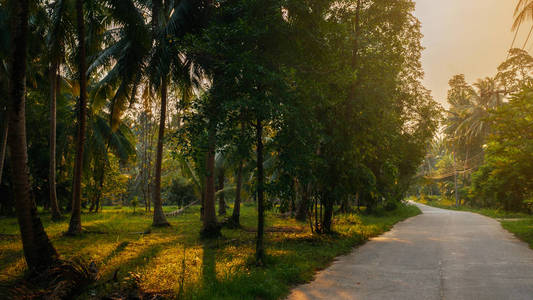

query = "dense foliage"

[{"left": 0, "top": 0, "right": 438, "bottom": 286}]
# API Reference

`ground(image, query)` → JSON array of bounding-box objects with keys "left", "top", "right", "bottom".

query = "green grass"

[
  {"left": 413, "top": 196, "right": 533, "bottom": 249},
  {"left": 0, "top": 203, "right": 420, "bottom": 299},
  {"left": 501, "top": 220, "right": 533, "bottom": 249}
]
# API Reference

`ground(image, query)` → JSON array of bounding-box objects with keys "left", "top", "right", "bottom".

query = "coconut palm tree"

[
  {"left": 89, "top": 0, "right": 206, "bottom": 227},
  {"left": 461, "top": 78, "right": 504, "bottom": 142},
  {"left": 66, "top": 0, "right": 89, "bottom": 235},
  {"left": 148, "top": 0, "right": 209, "bottom": 227},
  {"left": 47, "top": 0, "right": 74, "bottom": 221},
  {"left": 149, "top": 0, "right": 173, "bottom": 227},
  {"left": 514, "top": 0, "right": 533, "bottom": 31},
  {"left": 445, "top": 77, "right": 503, "bottom": 152},
  {"left": 7, "top": 0, "right": 59, "bottom": 270}
]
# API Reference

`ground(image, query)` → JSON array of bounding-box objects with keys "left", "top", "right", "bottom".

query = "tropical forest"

[{"left": 1, "top": 0, "right": 533, "bottom": 299}]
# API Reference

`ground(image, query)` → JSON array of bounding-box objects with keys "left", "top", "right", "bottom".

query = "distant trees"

[
  {"left": 469, "top": 85, "right": 533, "bottom": 210},
  {"left": 420, "top": 49, "right": 533, "bottom": 212}
]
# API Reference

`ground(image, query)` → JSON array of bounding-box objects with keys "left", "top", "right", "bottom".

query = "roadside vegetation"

[
  {"left": 0, "top": 203, "right": 420, "bottom": 298},
  {"left": 412, "top": 2, "right": 533, "bottom": 218},
  {"left": 410, "top": 1, "right": 533, "bottom": 253},
  {"left": 1, "top": 0, "right": 439, "bottom": 297}
]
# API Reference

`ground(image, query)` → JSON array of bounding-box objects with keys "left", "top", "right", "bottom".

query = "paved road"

[{"left": 287, "top": 203, "right": 533, "bottom": 300}]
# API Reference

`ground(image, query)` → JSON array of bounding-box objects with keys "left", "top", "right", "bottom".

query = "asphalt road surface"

[{"left": 287, "top": 202, "right": 533, "bottom": 300}]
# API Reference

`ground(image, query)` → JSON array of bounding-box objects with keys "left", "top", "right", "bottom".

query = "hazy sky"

[{"left": 414, "top": 0, "right": 527, "bottom": 107}]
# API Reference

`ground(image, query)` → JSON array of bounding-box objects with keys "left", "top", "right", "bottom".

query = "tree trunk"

[
  {"left": 296, "top": 184, "right": 309, "bottom": 222},
  {"left": 231, "top": 160, "right": 243, "bottom": 226},
  {"left": 67, "top": 0, "right": 88, "bottom": 236},
  {"left": 200, "top": 187, "right": 205, "bottom": 221},
  {"left": 217, "top": 168, "right": 226, "bottom": 216},
  {"left": 323, "top": 190, "right": 334, "bottom": 233},
  {"left": 255, "top": 119, "right": 265, "bottom": 265},
  {"left": 201, "top": 116, "right": 219, "bottom": 236},
  {"left": 142, "top": 113, "right": 149, "bottom": 212},
  {"left": 88, "top": 162, "right": 98, "bottom": 212},
  {"left": 339, "top": 196, "right": 351, "bottom": 214},
  {"left": 348, "top": 0, "right": 362, "bottom": 114},
  {"left": 93, "top": 162, "right": 106, "bottom": 213},
  {"left": 152, "top": 78, "right": 170, "bottom": 227},
  {"left": 49, "top": 62, "right": 61, "bottom": 221},
  {"left": 0, "top": 107, "right": 8, "bottom": 184},
  {"left": 8, "top": 0, "right": 59, "bottom": 270}
]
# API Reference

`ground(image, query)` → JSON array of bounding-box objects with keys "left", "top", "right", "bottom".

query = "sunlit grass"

[{"left": 0, "top": 203, "right": 420, "bottom": 299}]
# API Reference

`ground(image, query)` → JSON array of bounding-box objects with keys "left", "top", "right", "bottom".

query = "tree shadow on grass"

[
  {"left": 92, "top": 238, "right": 180, "bottom": 298},
  {"left": 100, "top": 241, "right": 130, "bottom": 266},
  {"left": 201, "top": 240, "right": 217, "bottom": 288}
]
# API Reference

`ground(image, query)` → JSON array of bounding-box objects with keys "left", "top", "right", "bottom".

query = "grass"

[
  {"left": 0, "top": 203, "right": 420, "bottom": 299},
  {"left": 414, "top": 196, "right": 533, "bottom": 249}
]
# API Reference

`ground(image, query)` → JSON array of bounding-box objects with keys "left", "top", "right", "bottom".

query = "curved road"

[{"left": 288, "top": 203, "right": 533, "bottom": 300}]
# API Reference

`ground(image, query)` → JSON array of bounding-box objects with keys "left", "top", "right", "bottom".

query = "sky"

[{"left": 413, "top": 0, "right": 528, "bottom": 107}]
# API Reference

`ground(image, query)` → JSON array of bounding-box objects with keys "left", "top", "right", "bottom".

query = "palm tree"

[
  {"left": 67, "top": 0, "right": 89, "bottom": 235},
  {"left": 47, "top": 0, "right": 72, "bottom": 221},
  {"left": 514, "top": 1, "right": 533, "bottom": 31},
  {"left": 7, "top": 0, "right": 58, "bottom": 270},
  {"left": 150, "top": 0, "right": 209, "bottom": 227},
  {"left": 149, "top": 0, "right": 172, "bottom": 227},
  {"left": 461, "top": 78, "right": 504, "bottom": 142},
  {"left": 90, "top": 0, "right": 206, "bottom": 227},
  {"left": 444, "top": 76, "right": 504, "bottom": 184},
  {"left": 89, "top": 0, "right": 164, "bottom": 224}
]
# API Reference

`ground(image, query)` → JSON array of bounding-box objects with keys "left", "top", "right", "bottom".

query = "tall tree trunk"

[
  {"left": 231, "top": 160, "right": 243, "bottom": 226},
  {"left": 142, "top": 113, "right": 149, "bottom": 212},
  {"left": 202, "top": 116, "right": 218, "bottom": 236},
  {"left": 348, "top": 0, "right": 362, "bottom": 114},
  {"left": 88, "top": 162, "right": 98, "bottom": 212},
  {"left": 93, "top": 161, "right": 106, "bottom": 213},
  {"left": 8, "top": 0, "right": 59, "bottom": 270},
  {"left": 255, "top": 119, "right": 265, "bottom": 265},
  {"left": 295, "top": 183, "right": 309, "bottom": 222},
  {"left": 339, "top": 196, "right": 351, "bottom": 213},
  {"left": 0, "top": 107, "right": 8, "bottom": 184},
  {"left": 217, "top": 168, "right": 226, "bottom": 215},
  {"left": 146, "top": 122, "right": 153, "bottom": 213},
  {"left": 152, "top": 78, "right": 170, "bottom": 227},
  {"left": 323, "top": 190, "right": 334, "bottom": 233},
  {"left": 67, "top": 0, "right": 88, "bottom": 235},
  {"left": 200, "top": 187, "right": 205, "bottom": 221},
  {"left": 49, "top": 62, "right": 61, "bottom": 221}
]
